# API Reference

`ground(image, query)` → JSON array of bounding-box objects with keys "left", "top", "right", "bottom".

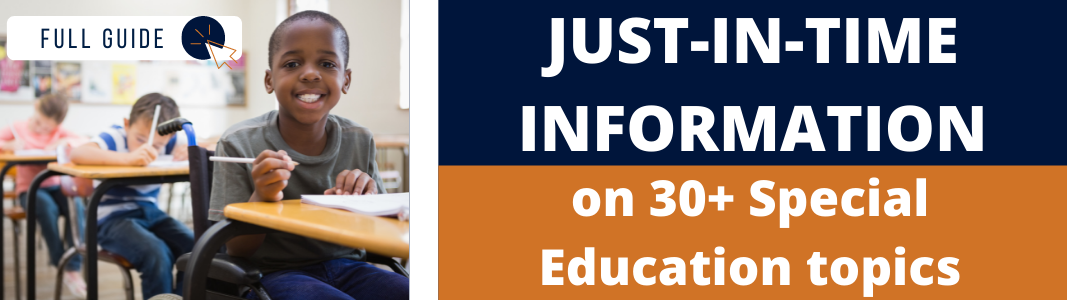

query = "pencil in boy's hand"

[
  {"left": 147, "top": 105, "right": 161, "bottom": 147},
  {"left": 210, "top": 156, "right": 300, "bottom": 165}
]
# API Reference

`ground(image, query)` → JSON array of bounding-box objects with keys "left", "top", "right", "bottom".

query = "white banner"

[{"left": 5, "top": 16, "right": 243, "bottom": 61}]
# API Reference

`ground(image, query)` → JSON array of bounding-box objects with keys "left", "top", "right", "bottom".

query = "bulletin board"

[{"left": 0, "top": 34, "right": 247, "bottom": 107}]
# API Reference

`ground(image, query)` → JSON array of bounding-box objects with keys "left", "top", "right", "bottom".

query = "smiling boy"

[{"left": 209, "top": 10, "right": 408, "bottom": 299}]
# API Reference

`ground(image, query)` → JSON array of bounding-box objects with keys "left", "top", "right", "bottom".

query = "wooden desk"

[
  {"left": 0, "top": 154, "right": 56, "bottom": 299},
  {"left": 24, "top": 163, "right": 190, "bottom": 300},
  {"left": 373, "top": 135, "right": 410, "bottom": 149},
  {"left": 225, "top": 200, "right": 410, "bottom": 258},
  {"left": 184, "top": 200, "right": 410, "bottom": 299},
  {"left": 0, "top": 154, "right": 59, "bottom": 163},
  {"left": 48, "top": 163, "right": 190, "bottom": 178}
]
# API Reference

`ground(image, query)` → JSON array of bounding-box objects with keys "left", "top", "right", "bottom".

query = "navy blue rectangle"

[{"left": 438, "top": 0, "right": 1066, "bottom": 165}]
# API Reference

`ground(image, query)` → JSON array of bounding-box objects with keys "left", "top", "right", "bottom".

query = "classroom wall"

[
  {"left": 0, "top": 0, "right": 409, "bottom": 139},
  {"left": 329, "top": 0, "right": 409, "bottom": 135}
]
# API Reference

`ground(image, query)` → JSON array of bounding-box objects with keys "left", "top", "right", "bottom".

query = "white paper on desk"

[
  {"left": 147, "top": 160, "right": 189, "bottom": 168},
  {"left": 147, "top": 156, "right": 189, "bottom": 168},
  {"left": 14, "top": 149, "right": 56, "bottom": 156},
  {"left": 301, "top": 193, "right": 409, "bottom": 216}
]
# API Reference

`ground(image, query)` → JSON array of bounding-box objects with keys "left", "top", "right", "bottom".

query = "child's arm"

[
  {"left": 0, "top": 125, "right": 20, "bottom": 152},
  {"left": 0, "top": 140, "right": 19, "bottom": 152},
  {"left": 225, "top": 149, "right": 295, "bottom": 257},
  {"left": 70, "top": 142, "right": 159, "bottom": 166},
  {"left": 249, "top": 150, "right": 294, "bottom": 202}
]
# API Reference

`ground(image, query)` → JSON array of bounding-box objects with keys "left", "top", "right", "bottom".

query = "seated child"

[
  {"left": 69, "top": 93, "right": 193, "bottom": 299},
  {"left": 0, "top": 94, "right": 88, "bottom": 298},
  {"left": 210, "top": 10, "right": 409, "bottom": 300}
]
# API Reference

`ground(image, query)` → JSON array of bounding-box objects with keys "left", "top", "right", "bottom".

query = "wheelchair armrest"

[
  {"left": 177, "top": 252, "right": 263, "bottom": 286},
  {"left": 365, "top": 252, "right": 409, "bottom": 278}
]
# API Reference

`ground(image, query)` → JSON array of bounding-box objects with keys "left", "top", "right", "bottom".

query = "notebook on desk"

[
  {"left": 147, "top": 160, "right": 189, "bottom": 168},
  {"left": 301, "top": 193, "right": 409, "bottom": 216},
  {"left": 147, "top": 156, "right": 190, "bottom": 168}
]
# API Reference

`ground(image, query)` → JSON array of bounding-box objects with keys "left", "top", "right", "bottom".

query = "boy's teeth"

[{"left": 297, "top": 94, "right": 321, "bottom": 103}]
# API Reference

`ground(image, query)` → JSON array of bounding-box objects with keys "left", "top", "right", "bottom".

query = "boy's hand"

[
  {"left": 251, "top": 150, "right": 295, "bottom": 202},
  {"left": 324, "top": 169, "right": 378, "bottom": 195},
  {"left": 125, "top": 143, "right": 159, "bottom": 166}
]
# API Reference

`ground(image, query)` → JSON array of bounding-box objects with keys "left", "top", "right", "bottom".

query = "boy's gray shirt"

[{"left": 209, "top": 110, "right": 384, "bottom": 272}]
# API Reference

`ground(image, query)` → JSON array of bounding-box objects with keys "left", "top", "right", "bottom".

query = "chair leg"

[
  {"left": 13, "top": 220, "right": 21, "bottom": 300},
  {"left": 119, "top": 266, "right": 136, "bottom": 300},
  {"left": 164, "top": 183, "right": 173, "bottom": 215},
  {"left": 54, "top": 247, "right": 77, "bottom": 300}
]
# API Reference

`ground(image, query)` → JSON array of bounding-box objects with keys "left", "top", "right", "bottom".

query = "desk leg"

[
  {"left": 0, "top": 162, "right": 11, "bottom": 296},
  {"left": 25, "top": 170, "right": 60, "bottom": 300},
  {"left": 77, "top": 175, "right": 188, "bottom": 300},
  {"left": 83, "top": 178, "right": 127, "bottom": 300},
  {"left": 0, "top": 162, "right": 12, "bottom": 298}
]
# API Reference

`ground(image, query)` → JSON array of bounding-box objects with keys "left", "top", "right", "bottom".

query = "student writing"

[
  {"left": 69, "top": 93, "right": 193, "bottom": 299},
  {"left": 0, "top": 94, "right": 88, "bottom": 298}
]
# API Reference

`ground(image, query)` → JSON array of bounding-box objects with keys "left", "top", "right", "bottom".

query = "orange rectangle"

[{"left": 440, "top": 166, "right": 1066, "bottom": 299}]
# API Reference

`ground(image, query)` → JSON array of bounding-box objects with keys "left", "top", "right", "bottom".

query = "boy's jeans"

[
  {"left": 245, "top": 258, "right": 410, "bottom": 300},
  {"left": 19, "top": 185, "right": 85, "bottom": 271},
  {"left": 98, "top": 202, "right": 193, "bottom": 299}
]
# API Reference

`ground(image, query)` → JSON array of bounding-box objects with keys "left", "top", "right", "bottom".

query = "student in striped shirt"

[{"left": 69, "top": 93, "right": 193, "bottom": 299}]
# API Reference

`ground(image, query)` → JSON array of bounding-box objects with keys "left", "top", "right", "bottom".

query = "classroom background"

[{"left": 0, "top": 0, "right": 409, "bottom": 298}]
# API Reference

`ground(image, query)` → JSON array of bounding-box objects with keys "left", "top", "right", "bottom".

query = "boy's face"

[
  {"left": 124, "top": 117, "right": 174, "bottom": 151},
  {"left": 265, "top": 19, "right": 352, "bottom": 125},
  {"left": 28, "top": 109, "right": 59, "bottom": 136}
]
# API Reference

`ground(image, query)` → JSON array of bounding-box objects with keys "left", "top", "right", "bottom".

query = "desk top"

[
  {"left": 47, "top": 163, "right": 190, "bottom": 179},
  {"left": 224, "top": 200, "right": 409, "bottom": 259},
  {"left": 374, "top": 135, "right": 409, "bottom": 148},
  {"left": 0, "top": 154, "right": 58, "bottom": 163}
]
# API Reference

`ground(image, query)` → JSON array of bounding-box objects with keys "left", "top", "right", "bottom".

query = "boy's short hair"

[
  {"left": 36, "top": 94, "right": 69, "bottom": 123},
  {"left": 268, "top": 10, "right": 350, "bottom": 69},
  {"left": 129, "top": 93, "right": 180, "bottom": 126}
]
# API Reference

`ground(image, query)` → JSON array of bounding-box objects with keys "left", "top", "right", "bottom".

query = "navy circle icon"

[{"left": 182, "top": 16, "right": 226, "bottom": 60}]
